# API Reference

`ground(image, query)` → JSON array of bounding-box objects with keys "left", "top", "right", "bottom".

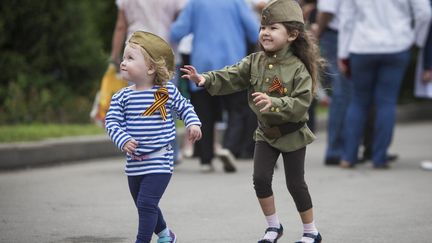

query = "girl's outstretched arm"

[{"left": 180, "top": 65, "right": 206, "bottom": 86}]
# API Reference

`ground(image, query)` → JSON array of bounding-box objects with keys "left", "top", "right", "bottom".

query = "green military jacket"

[{"left": 202, "top": 46, "right": 316, "bottom": 152}]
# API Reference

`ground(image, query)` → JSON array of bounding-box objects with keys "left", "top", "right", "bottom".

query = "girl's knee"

[
  {"left": 286, "top": 182, "right": 313, "bottom": 212},
  {"left": 137, "top": 195, "right": 160, "bottom": 211},
  {"left": 253, "top": 175, "right": 273, "bottom": 198},
  {"left": 287, "top": 181, "right": 308, "bottom": 194}
]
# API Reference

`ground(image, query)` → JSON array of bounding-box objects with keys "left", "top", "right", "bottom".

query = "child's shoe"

[
  {"left": 216, "top": 148, "right": 237, "bottom": 172},
  {"left": 200, "top": 164, "right": 215, "bottom": 173},
  {"left": 157, "top": 229, "right": 177, "bottom": 243},
  {"left": 257, "top": 224, "right": 283, "bottom": 243},
  {"left": 295, "top": 232, "right": 322, "bottom": 243},
  {"left": 339, "top": 160, "right": 355, "bottom": 169}
]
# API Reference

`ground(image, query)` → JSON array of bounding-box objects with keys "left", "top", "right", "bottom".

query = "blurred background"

[
  {"left": 0, "top": 0, "right": 117, "bottom": 127},
  {"left": 0, "top": 0, "right": 428, "bottom": 140}
]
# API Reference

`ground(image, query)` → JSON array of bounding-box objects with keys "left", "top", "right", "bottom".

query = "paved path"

[{"left": 1, "top": 121, "right": 431, "bottom": 243}]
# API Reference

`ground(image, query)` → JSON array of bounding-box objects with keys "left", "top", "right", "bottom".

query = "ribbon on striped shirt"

[
  {"left": 142, "top": 87, "right": 169, "bottom": 120},
  {"left": 268, "top": 76, "right": 285, "bottom": 95}
]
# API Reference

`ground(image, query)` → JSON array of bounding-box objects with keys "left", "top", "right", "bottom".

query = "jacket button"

[
  {"left": 265, "top": 78, "right": 270, "bottom": 82},
  {"left": 283, "top": 88, "right": 288, "bottom": 93},
  {"left": 268, "top": 64, "right": 273, "bottom": 69},
  {"left": 276, "top": 107, "right": 280, "bottom": 112},
  {"left": 270, "top": 107, "right": 275, "bottom": 112}
]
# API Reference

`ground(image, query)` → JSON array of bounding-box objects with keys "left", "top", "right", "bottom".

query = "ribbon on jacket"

[
  {"left": 142, "top": 87, "right": 169, "bottom": 120},
  {"left": 268, "top": 76, "right": 285, "bottom": 95}
]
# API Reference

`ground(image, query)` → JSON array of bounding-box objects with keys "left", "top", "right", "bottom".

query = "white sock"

[
  {"left": 301, "top": 221, "right": 318, "bottom": 243},
  {"left": 263, "top": 213, "right": 280, "bottom": 240},
  {"left": 157, "top": 227, "right": 170, "bottom": 237}
]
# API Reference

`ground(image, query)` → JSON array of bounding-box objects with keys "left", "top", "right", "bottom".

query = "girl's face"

[
  {"left": 120, "top": 44, "right": 154, "bottom": 84},
  {"left": 259, "top": 23, "right": 292, "bottom": 52}
]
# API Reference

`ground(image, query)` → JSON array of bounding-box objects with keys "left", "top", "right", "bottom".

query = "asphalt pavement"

[{"left": 1, "top": 121, "right": 431, "bottom": 243}]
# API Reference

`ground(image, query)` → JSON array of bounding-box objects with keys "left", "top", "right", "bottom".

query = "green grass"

[
  {"left": 0, "top": 106, "right": 328, "bottom": 143},
  {"left": 0, "top": 124, "right": 106, "bottom": 143}
]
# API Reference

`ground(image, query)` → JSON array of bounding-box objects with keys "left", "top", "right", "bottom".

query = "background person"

[
  {"left": 170, "top": 0, "right": 259, "bottom": 172},
  {"left": 338, "top": 0, "right": 431, "bottom": 169}
]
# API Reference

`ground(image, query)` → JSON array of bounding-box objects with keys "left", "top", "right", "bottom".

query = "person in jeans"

[
  {"left": 311, "top": 0, "right": 352, "bottom": 165},
  {"left": 338, "top": 0, "right": 431, "bottom": 169}
]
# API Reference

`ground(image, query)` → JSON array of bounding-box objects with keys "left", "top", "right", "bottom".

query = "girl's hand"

[
  {"left": 123, "top": 138, "right": 138, "bottom": 155},
  {"left": 252, "top": 92, "right": 272, "bottom": 112},
  {"left": 180, "top": 65, "right": 206, "bottom": 86},
  {"left": 187, "top": 125, "right": 202, "bottom": 143},
  {"left": 422, "top": 69, "right": 432, "bottom": 84}
]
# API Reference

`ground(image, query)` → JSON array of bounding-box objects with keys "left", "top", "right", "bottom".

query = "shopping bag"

[{"left": 90, "top": 64, "right": 128, "bottom": 127}]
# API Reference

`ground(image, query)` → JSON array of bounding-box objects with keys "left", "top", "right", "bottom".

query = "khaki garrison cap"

[
  {"left": 261, "top": 0, "right": 304, "bottom": 25},
  {"left": 128, "top": 31, "right": 175, "bottom": 73}
]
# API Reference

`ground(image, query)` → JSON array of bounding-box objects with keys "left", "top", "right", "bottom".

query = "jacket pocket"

[{"left": 249, "top": 74, "right": 259, "bottom": 92}]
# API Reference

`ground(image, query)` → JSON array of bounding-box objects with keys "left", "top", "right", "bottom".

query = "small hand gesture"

[
  {"left": 187, "top": 125, "right": 202, "bottom": 143},
  {"left": 252, "top": 92, "right": 272, "bottom": 112},
  {"left": 123, "top": 138, "right": 138, "bottom": 155},
  {"left": 180, "top": 65, "right": 206, "bottom": 86}
]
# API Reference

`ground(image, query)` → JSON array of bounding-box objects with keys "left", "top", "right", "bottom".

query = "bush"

[{"left": 0, "top": 0, "right": 116, "bottom": 124}]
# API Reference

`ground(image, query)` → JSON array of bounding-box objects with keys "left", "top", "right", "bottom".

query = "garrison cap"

[
  {"left": 261, "top": 0, "right": 304, "bottom": 25},
  {"left": 128, "top": 31, "right": 175, "bottom": 73}
]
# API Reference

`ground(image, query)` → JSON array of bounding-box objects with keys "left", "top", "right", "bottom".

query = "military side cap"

[
  {"left": 261, "top": 0, "right": 304, "bottom": 25},
  {"left": 128, "top": 31, "right": 175, "bottom": 73}
]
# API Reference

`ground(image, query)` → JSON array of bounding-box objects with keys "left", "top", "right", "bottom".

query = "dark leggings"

[
  {"left": 128, "top": 173, "right": 172, "bottom": 243},
  {"left": 253, "top": 141, "right": 312, "bottom": 212}
]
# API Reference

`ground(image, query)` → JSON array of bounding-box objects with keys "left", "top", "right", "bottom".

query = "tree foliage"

[{"left": 0, "top": 0, "right": 116, "bottom": 124}]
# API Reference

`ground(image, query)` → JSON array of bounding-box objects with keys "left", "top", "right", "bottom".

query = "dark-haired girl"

[{"left": 181, "top": 0, "right": 324, "bottom": 242}]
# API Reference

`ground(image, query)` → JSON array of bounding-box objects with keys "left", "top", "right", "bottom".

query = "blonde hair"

[{"left": 128, "top": 43, "right": 174, "bottom": 86}]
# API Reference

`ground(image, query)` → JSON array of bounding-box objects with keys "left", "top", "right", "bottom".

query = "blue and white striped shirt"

[{"left": 105, "top": 82, "right": 201, "bottom": 175}]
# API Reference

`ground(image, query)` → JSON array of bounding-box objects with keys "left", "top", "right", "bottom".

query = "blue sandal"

[
  {"left": 257, "top": 224, "right": 284, "bottom": 243},
  {"left": 295, "top": 232, "right": 322, "bottom": 243}
]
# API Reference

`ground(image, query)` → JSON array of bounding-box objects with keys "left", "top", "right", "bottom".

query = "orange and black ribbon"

[
  {"left": 268, "top": 76, "right": 284, "bottom": 95},
  {"left": 142, "top": 87, "right": 169, "bottom": 120}
]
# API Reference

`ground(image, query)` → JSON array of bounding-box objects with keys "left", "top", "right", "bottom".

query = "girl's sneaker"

[{"left": 157, "top": 230, "right": 176, "bottom": 243}]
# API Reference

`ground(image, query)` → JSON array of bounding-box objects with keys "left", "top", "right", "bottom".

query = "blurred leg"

[
  {"left": 326, "top": 73, "right": 352, "bottom": 160},
  {"left": 321, "top": 30, "right": 352, "bottom": 162},
  {"left": 223, "top": 92, "right": 246, "bottom": 157},
  {"left": 190, "top": 90, "right": 216, "bottom": 165},
  {"left": 241, "top": 107, "right": 257, "bottom": 159},
  {"left": 342, "top": 54, "right": 377, "bottom": 164},
  {"left": 372, "top": 50, "right": 410, "bottom": 165}
]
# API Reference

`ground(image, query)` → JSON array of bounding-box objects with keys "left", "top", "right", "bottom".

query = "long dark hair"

[{"left": 282, "top": 21, "right": 325, "bottom": 95}]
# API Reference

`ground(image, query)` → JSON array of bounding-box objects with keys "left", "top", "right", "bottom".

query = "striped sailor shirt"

[{"left": 105, "top": 82, "right": 201, "bottom": 175}]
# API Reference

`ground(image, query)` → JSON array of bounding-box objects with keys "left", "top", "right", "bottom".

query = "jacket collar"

[{"left": 265, "top": 45, "right": 293, "bottom": 61}]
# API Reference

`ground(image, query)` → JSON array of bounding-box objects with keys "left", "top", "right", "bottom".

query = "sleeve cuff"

[
  {"left": 268, "top": 97, "right": 283, "bottom": 113},
  {"left": 185, "top": 122, "right": 202, "bottom": 128},
  {"left": 202, "top": 73, "right": 211, "bottom": 89},
  {"left": 118, "top": 135, "right": 132, "bottom": 151}
]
